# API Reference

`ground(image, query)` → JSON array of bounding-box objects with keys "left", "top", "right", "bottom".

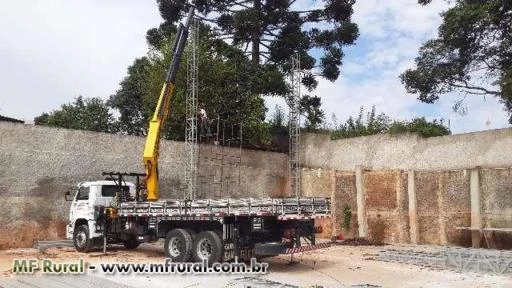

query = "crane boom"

[{"left": 144, "top": 7, "right": 195, "bottom": 201}]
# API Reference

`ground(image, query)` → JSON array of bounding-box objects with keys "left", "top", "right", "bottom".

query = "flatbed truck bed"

[{"left": 66, "top": 180, "right": 332, "bottom": 263}]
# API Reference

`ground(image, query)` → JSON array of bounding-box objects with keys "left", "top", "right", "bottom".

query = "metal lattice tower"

[
  {"left": 288, "top": 53, "right": 301, "bottom": 198},
  {"left": 184, "top": 18, "right": 199, "bottom": 200}
]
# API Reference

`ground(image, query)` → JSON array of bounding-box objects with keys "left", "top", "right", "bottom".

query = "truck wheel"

[
  {"left": 122, "top": 234, "right": 140, "bottom": 250},
  {"left": 74, "top": 224, "right": 93, "bottom": 252},
  {"left": 192, "top": 231, "right": 223, "bottom": 264},
  {"left": 164, "top": 229, "right": 193, "bottom": 262},
  {"left": 186, "top": 229, "right": 196, "bottom": 240}
]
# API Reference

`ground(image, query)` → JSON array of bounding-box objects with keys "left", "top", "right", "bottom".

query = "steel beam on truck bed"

[{"left": 118, "top": 197, "right": 331, "bottom": 218}]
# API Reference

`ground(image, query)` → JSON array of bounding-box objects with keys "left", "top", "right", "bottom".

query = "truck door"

[{"left": 72, "top": 186, "right": 92, "bottom": 221}]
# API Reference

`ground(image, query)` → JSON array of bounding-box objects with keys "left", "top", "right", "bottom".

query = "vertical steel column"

[
  {"left": 184, "top": 18, "right": 199, "bottom": 200},
  {"left": 288, "top": 53, "right": 301, "bottom": 198}
]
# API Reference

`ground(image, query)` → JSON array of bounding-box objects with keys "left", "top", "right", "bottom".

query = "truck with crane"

[{"left": 65, "top": 6, "right": 332, "bottom": 263}]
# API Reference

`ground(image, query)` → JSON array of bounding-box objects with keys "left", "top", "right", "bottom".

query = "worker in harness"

[{"left": 199, "top": 103, "right": 211, "bottom": 137}]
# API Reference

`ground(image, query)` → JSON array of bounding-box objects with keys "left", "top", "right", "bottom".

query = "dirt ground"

[{"left": 0, "top": 241, "right": 511, "bottom": 287}]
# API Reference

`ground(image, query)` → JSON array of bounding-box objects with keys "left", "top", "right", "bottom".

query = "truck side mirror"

[{"left": 65, "top": 190, "right": 74, "bottom": 201}]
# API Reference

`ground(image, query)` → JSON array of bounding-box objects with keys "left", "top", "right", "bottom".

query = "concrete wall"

[
  {"left": 310, "top": 166, "right": 512, "bottom": 248},
  {"left": 364, "top": 170, "right": 409, "bottom": 243},
  {"left": 0, "top": 122, "right": 287, "bottom": 248},
  {"left": 301, "top": 129, "right": 512, "bottom": 171},
  {"left": 480, "top": 168, "right": 512, "bottom": 248},
  {"left": 300, "top": 128, "right": 512, "bottom": 248},
  {"left": 2, "top": 120, "right": 512, "bottom": 249}
]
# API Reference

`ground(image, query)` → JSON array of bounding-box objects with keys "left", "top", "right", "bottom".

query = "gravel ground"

[{"left": 1, "top": 241, "right": 511, "bottom": 287}]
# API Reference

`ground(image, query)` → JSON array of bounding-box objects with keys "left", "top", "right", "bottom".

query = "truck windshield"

[{"left": 101, "top": 185, "right": 129, "bottom": 197}]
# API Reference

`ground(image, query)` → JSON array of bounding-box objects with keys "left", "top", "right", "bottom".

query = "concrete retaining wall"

[
  {"left": 301, "top": 128, "right": 512, "bottom": 248},
  {"left": 0, "top": 122, "right": 287, "bottom": 248},
  {"left": 301, "top": 129, "right": 512, "bottom": 171},
  {"left": 2, "top": 121, "right": 512, "bottom": 249}
]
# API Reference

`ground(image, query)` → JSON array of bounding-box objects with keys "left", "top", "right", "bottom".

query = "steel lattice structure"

[
  {"left": 184, "top": 18, "right": 199, "bottom": 200},
  {"left": 288, "top": 53, "right": 301, "bottom": 198}
]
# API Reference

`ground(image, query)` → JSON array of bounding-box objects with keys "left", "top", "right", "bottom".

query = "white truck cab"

[{"left": 66, "top": 181, "right": 137, "bottom": 251}]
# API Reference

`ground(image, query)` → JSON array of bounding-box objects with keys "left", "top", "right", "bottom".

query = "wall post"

[
  {"left": 437, "top": 173, "right": 448, "bottom": 245},
  {"left": 330, "top": 169, "right": 337, "bottom": 238},
  {"left": 408, "top": 170, "right": 418, "bottom": 244},
  {"left": 470, "top": 168, "right": 482, "bottom": 248},
  {"left": 355, "top": 165, "right": 367, "bottom": 237}
]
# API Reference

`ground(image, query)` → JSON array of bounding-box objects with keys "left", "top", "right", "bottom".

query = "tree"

[
  {"left": 108, "top": 57, "right": 152, "bottom": 136},
  {"left": 270, "top": 104, "right": 286, "bottom": 129},
  {"left": 109, "top": 26, "right": 268, "bottom": 143},
  {"left": 331, "top": 106, "right": 390, "bottom": 139},
  {"left": 388, "top": 117, "right": 451, "bottom": 138},
  {"left": 299, "top": 95, "right": 325, "bottom": 130},
  {"left": 149, "top": 0, "right": 359, "bottom": 96},
  {"left": 330, "top": 106, "right": 450, "bottom": 139},
  {"left": 34, "top": 96, "right": 115, "bottom": 133},
  {"left": 268, "top": 105, "right": 288, "bottom": 152},
  {"left": 401, "top": 0, "right": 512, "bottom": 123}
]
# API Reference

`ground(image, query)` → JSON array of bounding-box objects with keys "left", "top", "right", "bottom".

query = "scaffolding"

[
  {"left": 197, "top": 119, "right": 242, "bottom": 199},
  {"left": 184, "top": 18, "right": 199, "bottom": 200},
  {"left": 288, "top": 53, "right": 301, "bottom": 198}
]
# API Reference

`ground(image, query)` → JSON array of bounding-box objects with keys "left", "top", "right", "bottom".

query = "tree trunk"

[{"left": 251, "top": 0, "right": 261, "bottom": 65}]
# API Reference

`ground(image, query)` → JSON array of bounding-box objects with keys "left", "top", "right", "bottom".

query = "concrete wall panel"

[
  {"left": 0, "top": 122, "right": 287, "bottom": 248},
  {"left": 332, "top": 172, "right": 357, "bottom": 238},
  {"left": 301, "top": 129, "right": 512, "bottom": 171}
]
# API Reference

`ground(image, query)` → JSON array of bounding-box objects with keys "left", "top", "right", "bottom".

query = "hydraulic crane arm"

[{"left": 144, "top": 7, "right": 195, "bottom": 201}]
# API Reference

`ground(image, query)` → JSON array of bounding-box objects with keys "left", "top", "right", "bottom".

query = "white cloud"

[
  {"left": 315, "top": 74, "right": 417, "bottom": 122},
  {"left": 437, "top": 93, "right": 510, "bottom": 133},
  {"left": 0, "top": 1, "right": 508, "bottom": 133},
  {"left": 0, "top": 0, "right": 161, "bottom": 121},
  {"left": 265, "top": 0, "right": 510, "bottom": 134},
  {"left": 354, "top": 0, "right": 449, "bottom": 39}
]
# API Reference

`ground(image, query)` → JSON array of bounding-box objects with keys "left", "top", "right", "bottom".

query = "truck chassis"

[{"left": 73, "top": 192, "right": 331, "bottom": 263}]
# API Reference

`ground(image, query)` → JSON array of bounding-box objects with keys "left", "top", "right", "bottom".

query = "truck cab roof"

[{"left": 78, "top": 180, "right": 135, "bottom": 187}]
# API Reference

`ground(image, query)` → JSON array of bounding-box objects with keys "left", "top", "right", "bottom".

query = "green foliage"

[
  {"left": 299, "top": 95, "right": 325, "bottom": 130},
  {"left": 331, "top": 106, "right": 390, "bottom": 139},
  {"left": 388, "top": 117, "right": 451, "bottom": 138},
  {"left": 342, "top": 204, "right": 352, "bottom": 231},
  {"left": 268, "top": 105, "right": 289, "bottom": 151},
  {"left": 109, "top": 26, "right": 269, "bottom": 145},
  {"left": 152, "top": 0, "right": 359, "bottom": 96},
  {"left": 402, "top": 0, "right": 512, "bottom": 123},
  {"left": 330, "top": 106, "right": 451, "bottom": 139},
  {"left": 108, "top": 57, "right": 152, "bottom": 136},
  {"left": 34, "top": 96, "right": 115, "bottom": 133},
  {"left": 270, "top": 104, "right": 286, "bottom": 129},
  {"left": 35, "top": 2, "right": 347, "bottom": 149}
]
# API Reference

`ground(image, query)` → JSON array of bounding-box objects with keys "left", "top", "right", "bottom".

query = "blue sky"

[
  {"left": 0, "top": 0, "right": 509, "bottom": 133},
  {"left": 301, "top": 0, "right": 510, "bottom": 133}
]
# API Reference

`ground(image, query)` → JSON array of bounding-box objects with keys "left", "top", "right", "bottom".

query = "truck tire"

[
  {"left": 164, "top": 229, "right": 193, "bottom": 262},
  {"left": 192, "top": 230, "right": 223, "bottom": 264},
  {"left": 74, "top": 224, "right": 93, "bottom": 252},
  {"left": 122, "top": 234, "right": 140, "bottom": 250},
  {"left": 186, "top": 229, "right": 196, "bottom": 240}
]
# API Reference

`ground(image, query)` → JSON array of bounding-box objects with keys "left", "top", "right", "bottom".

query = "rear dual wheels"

[
  {"left": 164, "top": 229, "right": 223, "bottom": 263},
  {"left": 164, "top": 229, "right": 194, "bottom": 262},
  {"left": 193, "top": 231, "right": 223, "bottom": 263}
]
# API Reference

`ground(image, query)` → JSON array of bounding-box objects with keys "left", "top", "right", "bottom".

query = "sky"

[{"left": 0, "top": 0, "right": 509, "bottom": 133}]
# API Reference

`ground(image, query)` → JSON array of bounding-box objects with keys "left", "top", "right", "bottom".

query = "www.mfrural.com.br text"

[{"left": 12, "top": 258, "right": 269, "bottom": 275}]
